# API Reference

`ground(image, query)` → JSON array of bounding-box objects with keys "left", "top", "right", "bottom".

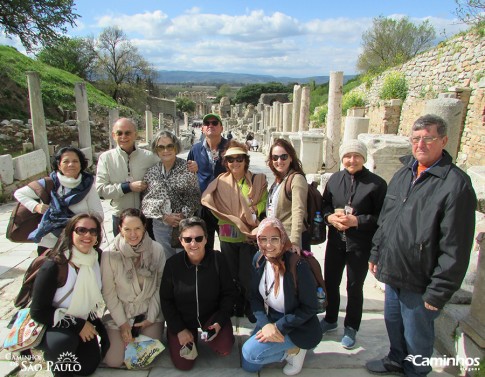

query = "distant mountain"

[{"left": 155, "top": 70, "right": 355, "bottom": 85}]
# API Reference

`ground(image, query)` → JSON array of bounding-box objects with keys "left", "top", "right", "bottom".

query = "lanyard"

[{"left": 347, "top": 175, "right": 356, "bottom": 206}]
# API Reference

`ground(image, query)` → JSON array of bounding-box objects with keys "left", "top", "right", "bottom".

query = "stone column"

[
  {"left": 145, "top": 110, "right": 153, "bottom": 144},
  {"left": 159, "top": 113, "right": 164, "bottom": 130},
  {"left": 291, "top": 85, "right": 302, "bottom": 132},
  {"left": 26, "top": 71, "right": 50, "bottom": 173},
  {"left": 300, "top": 133, "right": 325, "bottom": 173},
  {"left": 184, "top": 112, "right": 189, "bottom": 131},
  {"left": 108, "top": 108, "right": 119, "bottom": 149},
  {"left": 264, "top": 105, "right": 271, "bottom": 133},
  {"left": 325, "top": 71, "right": 344, "bottom": 173},
  {"left": 359, "top": 134, "right": 412, "bottom": 183},
  {"left": 343, "top": 117, "right": 370, "bottom": 142},
  {"left": 299, "top": 86, "right": 310, "bottom": 132},
  {"left": 74, "top": 82, "right": 91, "bottom": 150},
  {"left": 273, "top": 102, "right": 281, "bottom": 131},
  {"left": 282, "top": 103, "right": 293, "bottom": 132},
  {"left": 424, "top": 97, "right": 463, "bottom": 162}
]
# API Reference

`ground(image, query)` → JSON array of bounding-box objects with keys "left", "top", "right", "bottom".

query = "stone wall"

[{"left": 353, "top": 30, "right": 485, "bottom": 170}]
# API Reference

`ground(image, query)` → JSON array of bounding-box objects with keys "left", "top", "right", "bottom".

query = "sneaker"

[
  {"left": 320, "top": 319, "right": 338, "bottom": 334},
  {"left": 366, "top": 356, "right": 405, "bottom": 376},
  {"left": 341, "top": 326, "right": 357, "bottom": 349},
  {"left": 283, "top": 348, "right": 307, "bottom": 375}
]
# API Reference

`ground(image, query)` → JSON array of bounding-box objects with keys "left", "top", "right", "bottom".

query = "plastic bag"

[{"left": 124, "top": 335, "right": 165, "bottom": 369}]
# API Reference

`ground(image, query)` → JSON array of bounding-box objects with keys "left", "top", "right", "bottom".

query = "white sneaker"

[{"left": 283, "top": 348, "right": 307, "bottom": 375}]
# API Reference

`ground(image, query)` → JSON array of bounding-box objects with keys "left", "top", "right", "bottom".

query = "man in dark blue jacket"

[
  {"left": 366, "top": 114, "right": 477, "bottom": 376},
  {"left": 187, "top": 113, "right": 228, "bottom": 250}
]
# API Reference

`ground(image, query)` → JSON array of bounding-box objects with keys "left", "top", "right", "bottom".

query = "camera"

[{"left": 131, "top": 314, "right": 145, "bottom": 338}]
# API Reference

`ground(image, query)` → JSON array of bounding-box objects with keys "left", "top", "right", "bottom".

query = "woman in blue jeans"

[{"left": 242, "top": 218, "right": 322, "bottom": 375}]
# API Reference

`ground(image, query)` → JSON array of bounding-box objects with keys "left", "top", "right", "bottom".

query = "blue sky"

[{"left": 1, "top": 0, "right": 467, "bottom": 77}]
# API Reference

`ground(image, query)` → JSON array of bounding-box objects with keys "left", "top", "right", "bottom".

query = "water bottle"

[
  {"left": 316, "top": 287, "right": 326, "bottom": 313},
  {"left": 312, "top": 211, "right": 325, "bottom": 243}
]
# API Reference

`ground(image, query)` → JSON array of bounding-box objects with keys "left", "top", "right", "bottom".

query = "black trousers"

[
  {"left": 220, "top": 241, "right": 257, "bottom": 313},
  {"left": 323, "top": 238, "right": 369, "bottom": 331},
  {"left": 38, "top": 327, "right": 102, "bottom": 376},
  {"left": 199, "top": 206, "right": 219, "bottom": 251}
]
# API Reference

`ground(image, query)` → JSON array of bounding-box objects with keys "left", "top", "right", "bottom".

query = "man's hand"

[
  {"left": 79, "top": 321, "right": 98, "bottom": 342},
  {"left": 424, "top": 302, "right": 438, "bottom": 311},
  {"left": 129, "top": 180, "right": 148, "bottom": 192},
  {"left": 187, "top": 160, "right": 198, "bottom": 173},
  {"left": 327, "top": 213, "right": 350, "bottom": 231}
]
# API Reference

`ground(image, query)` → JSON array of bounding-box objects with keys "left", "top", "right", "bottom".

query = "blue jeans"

[
  {"left": 241, "top": 329, "right": 297, "bottom": 373},
  {"left": 152, "top": 219, "right": 181, "bottom": 260},
  {"left": 385, "top": 285, "right": 441, "bottom": 377}
]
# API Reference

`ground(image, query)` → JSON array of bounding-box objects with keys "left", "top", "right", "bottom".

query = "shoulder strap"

[
  {"left": 28, "top": 177, "right": 54, "bottom": 204},
  {"left": 287, "top": 252, "right": 301, "bottom": 290},
  {"left": 284, "top": 172, "right": 298, "bottom": 201}
]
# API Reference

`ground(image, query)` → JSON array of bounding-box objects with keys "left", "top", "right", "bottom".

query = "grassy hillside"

[{"left": 0, "top": 45, "right": 119, "bottom": 120}]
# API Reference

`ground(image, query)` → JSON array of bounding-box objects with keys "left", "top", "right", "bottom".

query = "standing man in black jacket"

[{"left": 366, "top": 114, "right": 477, "bottom": 377}]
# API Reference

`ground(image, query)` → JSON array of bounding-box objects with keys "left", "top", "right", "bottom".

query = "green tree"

[
  {"left": 233, "top": 82, "right": 291, "bottom": 105},
  {"left": 0, "top": 0, "right": 79, "bottom": 52},
  {"left": 454, "top": 0, "right": 485, "bottom": 26},
  {"left": 37, "top": 36, "right": 97, "bottom": 80},
  {"left": 95, "top": 26, "right": 152, "bottom": 102},
  {"left": 176, "top": 97, "right": 196, "bottom": 113},
  {"left": 357, "top": 16, "right": 435, "bottom": 74}
]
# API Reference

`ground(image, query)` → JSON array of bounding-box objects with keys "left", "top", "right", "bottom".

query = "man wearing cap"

[
  {"left": 187, "top": 113, "right": 228, "bottom": 250},
  {"left": 320, "top": 139, "right": 387, "bottom": 349},
  {"left": 366, "top": 114, "right": 477, "bottom": 376},
  {"left": 96, "top": 117, "right": 159, "bottom": 235}
]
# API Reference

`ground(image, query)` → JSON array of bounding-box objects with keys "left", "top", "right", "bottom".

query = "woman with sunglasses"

[
  {"left": 14, "top": 146, "right": 104, "bottom": 255},
  {"left": 267, "top": 139, "right": 308, "bottom": 254},
  {"left": 100, "top": 208, "right": 166, "bottom": 368},
  {"left": 160, "top": 217, "right": 238, "bottom": 370},
  {"left": 242, "top": 217, "right": 322, "bottom": 375},
  {"left": 141, "top": 130, "right": 200, "bottom": 260},
  {"left": 201, "top": 140, "right": 268, "bottom": 322},
  {"left": 30, "top": 213, "right": 109, "bottom": 376}
]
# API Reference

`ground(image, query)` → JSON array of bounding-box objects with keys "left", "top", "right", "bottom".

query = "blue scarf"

[{"left": 28, "top": 171, "right": 94, "bottom": 242}]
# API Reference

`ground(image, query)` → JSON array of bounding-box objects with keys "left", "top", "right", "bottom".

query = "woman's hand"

[
  {"left": 164, "top": 213, "right": 184, "bottom": 227},
  {"left": 256, "top": 323, "right": 284, "bottom": 343},
  {"left": 177, "top": 329, "right": 194, "bottom": 346},
  {"left": 291, "top": 243, "right": 301, "bottom": 255},
  {"left": 79, "top": 321, "right": 99, "bottom": 342},
  {"left": 120, "top": 322, "right": 134, "bottom": 344},
  {"left": 328, "top": 213, "right": 349, "bottom": 231},
  {"left": 339, "top": 214, "right": 358, "bottom": 228},
  {"left": 205, "top": 322, "right": 221, "bottom": 341},
  {"left": 187, "top": 160, "right": 198, "bottom": 173},
  {"left": 34, "top": 203, "right": 48, "bottom": 214},
  {"left": 133, "top": 319, "right": 153, "bottom": 332}
]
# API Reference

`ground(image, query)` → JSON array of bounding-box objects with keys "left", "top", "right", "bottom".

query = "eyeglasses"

[
  {"left": 204, "top": 120, "right": 220, "bottom": 126},
  {"left": 156, "top": 144, "right": 175, "bottom": 152},
  {"left": 271, "top": 154, "right": 289, "bottom": 162},
  {"left": 225, "top": 155, "right": 245, "bottom": 163},
  {"left": 74, "top": 227, "right": 98, "bottom": 236},
  {"left": 181, "top": 235, "right": 205, "bottom": 243},
  {"left": 410, "top": 136, "right": 439, "bottom": 144},
  {"left": 258, "top": 236, "right": 281, "bottom": 246},
  {"left": 115, "top": 130, "right": 133, "bottom": 137}
]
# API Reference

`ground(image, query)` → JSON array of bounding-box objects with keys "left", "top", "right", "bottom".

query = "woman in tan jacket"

[
  {"left": 267, "top": 139, "right": 309, "bottom": 254},
  {"left": 101, "top": 208, "right": 166, "bottom": 368}
]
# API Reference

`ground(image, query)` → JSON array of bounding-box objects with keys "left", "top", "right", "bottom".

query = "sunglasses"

[
  {"left": 204, "top": 120, "right": 220, "bottom": 126},
  {"left": 258, "top": 236, "right": 281, "bottom": 246},
  {"left": 74, "top": 227, "right": 98, "bottom": 236},
  {"left": 271, "top": 154, "right": 289, "bottom": 162},
  {"left": 156, "top": 144, "right": 175, "bottom": 152},
  {"left": 115, "top": 130, "right": 133, "bottom": 137},
  {"left": 181, "top": 236, "right": 205, "bottom": 243},
  {"left": 225, "top": 155, "right": 245, "bottom": 163}
]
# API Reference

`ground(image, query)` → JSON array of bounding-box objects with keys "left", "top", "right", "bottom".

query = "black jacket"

[
  {"left": 369, "top": 151, "right": 477, "bottom": 309},
  {"left": 251, "top": 251, "right": 322, "bottom": 349},
  {"left": 322, "top": 167, "right": 387, "bottom": 253},
  {"left": 160, "top": 250, "right": 237, "bottom": 334}
]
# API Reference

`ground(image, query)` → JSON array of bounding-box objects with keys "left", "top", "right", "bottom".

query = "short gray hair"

[
  {"left": 412, "top": 114, "right": 447, "bottom": 137},
  {"left": 151, "top": 130, "right": 182, "bottom": 154},
  {"left": 179, "top": 216, "right": 208, "bottom": 238}
]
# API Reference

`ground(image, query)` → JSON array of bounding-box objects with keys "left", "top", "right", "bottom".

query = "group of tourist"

[{"left": 14, "top": 112, "right": 477, "bottom": 377}]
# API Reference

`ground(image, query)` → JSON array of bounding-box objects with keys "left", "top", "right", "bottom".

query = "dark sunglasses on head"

[
  {"left": 271, "top": 153, "right": 289, "bottom": 161},
  {"left": 204, "top": 120, "right": 220, "bottom": 126},
  {"left": 115, "top": 130, "right": 132, "bottom": 136},
  {"left": 74, "top": 227, "right": 98, "bottom": 236},
  {"left": 156, "top": 144, "right": 175, "bottom": 152},
  {"left": 225, "top": 155, "right": 245, "bottom": 163},
  {"left": 181, "top": 235, "right": 205, "bottom": 243}
]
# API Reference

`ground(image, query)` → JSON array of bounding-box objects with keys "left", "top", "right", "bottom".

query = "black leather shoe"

[{"left": 366, "top": 356, "right": 405, "bottom": 375}]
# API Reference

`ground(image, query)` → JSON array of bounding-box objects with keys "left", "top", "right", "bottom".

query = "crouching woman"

[{"left": 242, "top": 217, "right": 322, "bottom": 376}]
